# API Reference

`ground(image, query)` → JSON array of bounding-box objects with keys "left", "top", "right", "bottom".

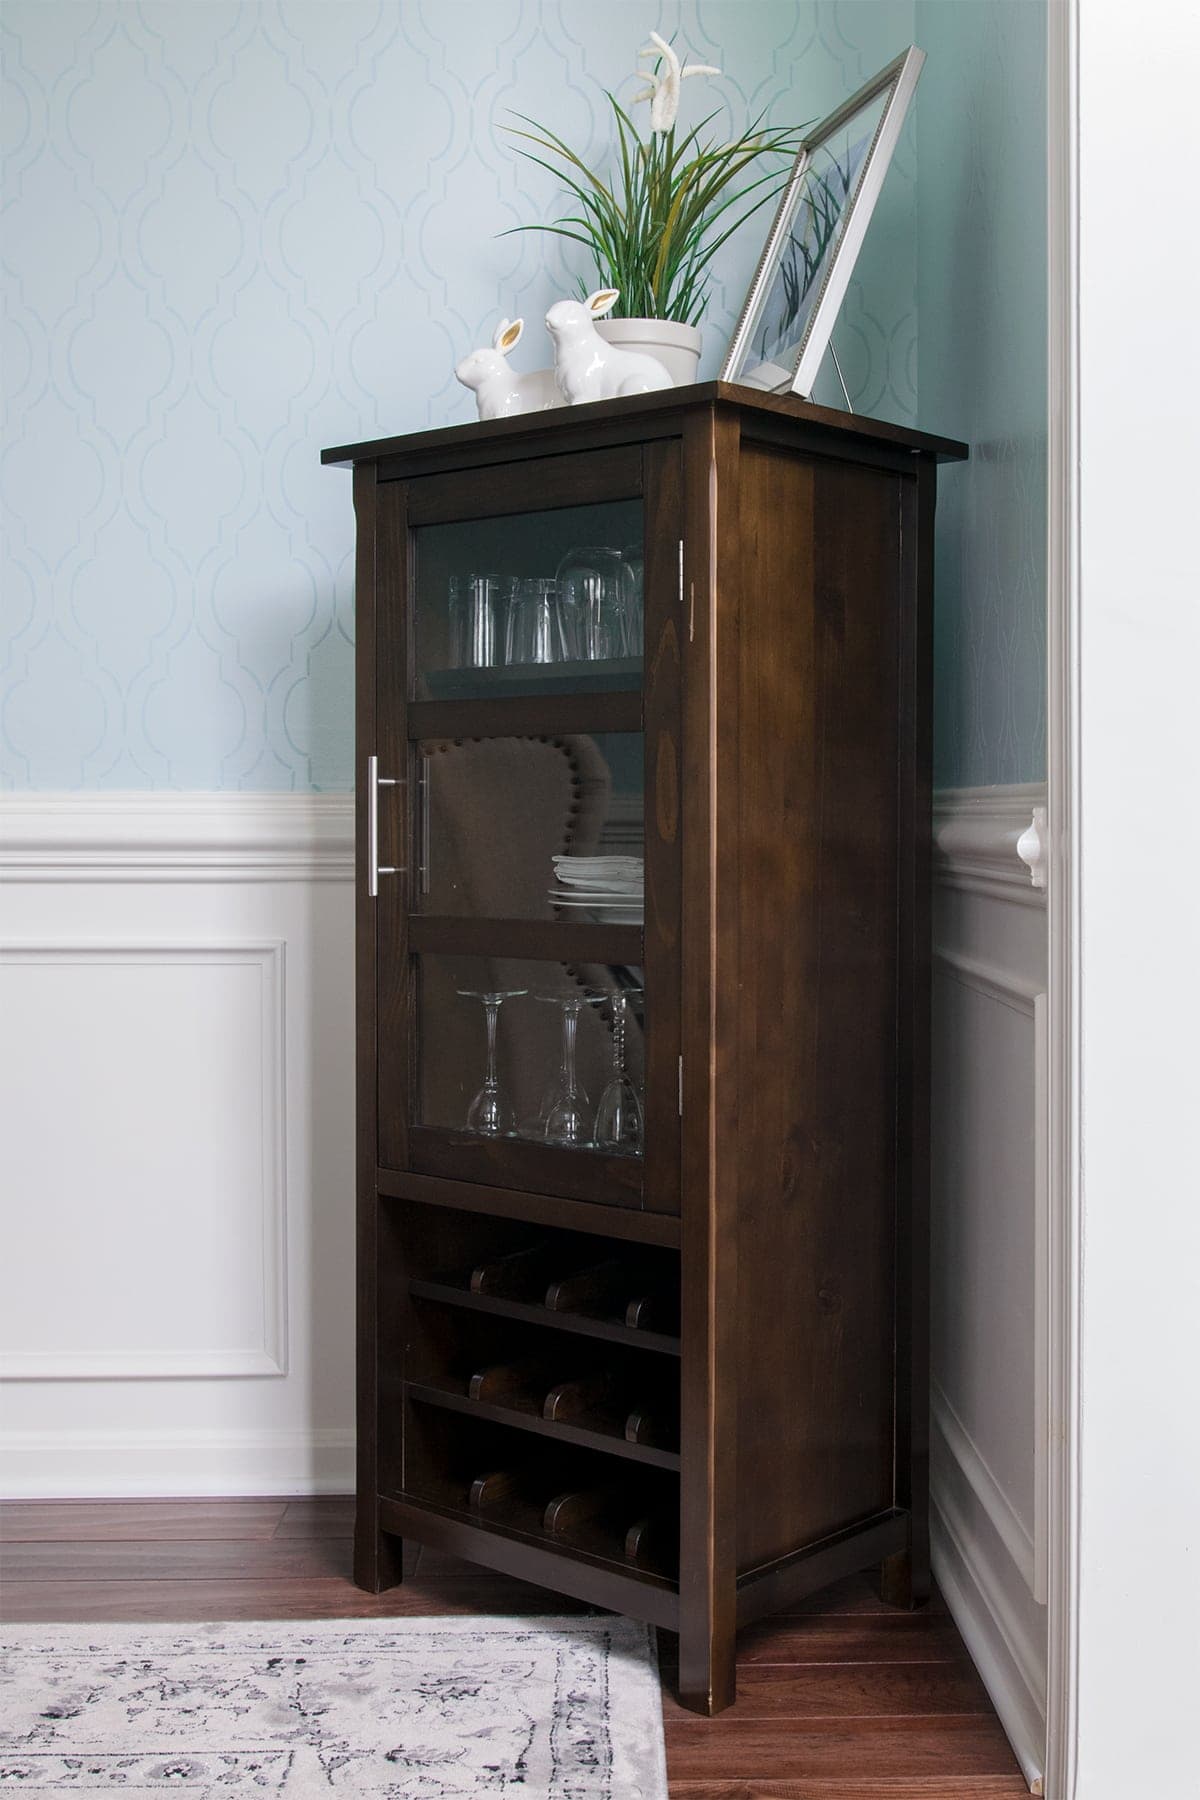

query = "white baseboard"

[
  {"left": 0, "top": 1428, "right": 356, "bottom": 1498},
  {"left": 933, "top": 1380, "right": 1036, "bottom": 1593}
]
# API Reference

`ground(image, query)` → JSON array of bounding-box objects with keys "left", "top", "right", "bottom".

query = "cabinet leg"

[
  {"left": 354, "top": 1512, "right": 404, "bottom": 1593},
  {"left": 880, "top": 1514, "right": 930, "bottom": 1609},
  {"left": 675, "top": 1615, "right": 737, "bottom": 1715}
]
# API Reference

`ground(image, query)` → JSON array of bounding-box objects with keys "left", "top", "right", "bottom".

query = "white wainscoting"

[
  {"left": 0, "top": 793, "right": 356, "bottom": 1497},
  {"left": 932, "top": 781, "right": 1049, "bottom": 1793},
  {"left": 1, "top": 781, "right": 1053, "bottom": 1723}
]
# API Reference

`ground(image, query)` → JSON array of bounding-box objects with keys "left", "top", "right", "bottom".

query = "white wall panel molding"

[
  {"left": 0, "top": 941, "right": 288, "bottom": 1382},
  {"left": 932, "top": 857, "right": 1049, "bottom": 1786},
  {"left": 0, "top": 1428, "right": 355, "bottom": 1499},
  {"left": 933, "top": 1378, "right": 1036, "bottom": 1595},
  {"left": 933, "top": 1484, "right": 1047, "bottom": 1794},
  {"left": 0, "top": 841, "right": 356, "bottom": 1497},
  {"left": 934, "top": 782, "right": 1049, "bottom": 906},
  {"left": 0, "top": 793, "right": 354, "bottom": 882},
  {"left": 933, "top": 944, "right": 1043, "bottom": 1018}
]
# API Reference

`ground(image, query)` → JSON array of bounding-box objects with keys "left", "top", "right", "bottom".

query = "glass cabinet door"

[
  {"left": 374, "top": 447, "right": 682, "bottom": 1214},
  {"left": 411, "top": 499, "right": 644, "bottom": 701}
]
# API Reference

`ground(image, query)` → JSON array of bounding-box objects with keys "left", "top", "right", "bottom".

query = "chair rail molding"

[
  {"left": 0, "top": 790, "right": 356, "bottom": 1498},
  {"left": 933, "top": 781, "right": 1049, "bottom": 903},
  {"left": 0, "top": 791, "right": 355, "bottom": 882}
]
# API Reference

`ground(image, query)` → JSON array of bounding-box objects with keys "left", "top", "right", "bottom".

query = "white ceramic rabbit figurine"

[
  {"left": 545, "top": 288, "right": 672, "bottom": 404},
  {"left": 454, "top": 318, "right": 563, "bottom": 421}
]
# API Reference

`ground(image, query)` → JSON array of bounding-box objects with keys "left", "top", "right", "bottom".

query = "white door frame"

[
  {"left": 1043, "top": 3, "right": 1200, "bottom": 1794},
  {"left": 1043, "top": 3, "right": 1080, "bottom": 1795}
]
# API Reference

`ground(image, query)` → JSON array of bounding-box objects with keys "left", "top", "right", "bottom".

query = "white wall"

[
  {"left": 1069, "top": 1, "right": 1200, "bottom": 1795},
  {"left": 0, "top": 796, "right": 356, "bottom": 1495}
]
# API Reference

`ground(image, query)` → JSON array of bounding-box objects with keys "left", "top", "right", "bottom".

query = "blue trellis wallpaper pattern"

[
  {"left": 1, "top": 0, "right": 1045, "bottom": 793},
  {"left": 1, "top": 0, "right": 918, "bottom": 791},
  {"left": 916, "top": 0, "right": 1048, "bottom": 787}
]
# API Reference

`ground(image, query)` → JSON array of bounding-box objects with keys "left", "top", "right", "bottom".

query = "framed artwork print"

[{"left": 720, "top": 47, "right": 925, "bottom": 398}]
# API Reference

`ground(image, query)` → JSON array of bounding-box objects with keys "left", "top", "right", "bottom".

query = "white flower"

[{"left": 632, "top": 30, "right": 720, "bottom": 134}]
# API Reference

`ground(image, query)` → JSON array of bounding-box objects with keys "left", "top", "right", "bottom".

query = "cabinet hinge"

[{"left": 678, "top": 1054, "right": 684, "bottom": 1117}]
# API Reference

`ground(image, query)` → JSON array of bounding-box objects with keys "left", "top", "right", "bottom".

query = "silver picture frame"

[{"left": 720, "top": 47, "right": 925, "bottom": 399}]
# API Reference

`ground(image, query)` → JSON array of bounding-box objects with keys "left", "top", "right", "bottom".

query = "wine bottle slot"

[
  {"left": 543, "top": 1483, "right": 626, "bottom": 1535},
  {"left": 544, "top": 1259, "right": 630, "bottom": 1313},
  {"left": 469, "top": 1241, "right": 558, "bottom": 1300},
  {"left": 468, "top": 1468, "right": 522, "bottom": 1510},
  {"left": 542, "top": 1370, "right": 615, "bottom": 1421},
  {"left": 467, "top": 1357, "right": 551, "bottom": 1403}
]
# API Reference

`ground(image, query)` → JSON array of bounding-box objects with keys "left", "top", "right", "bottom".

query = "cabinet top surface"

[{"left": 320, "top": 381, "right": 968, "bottom": 470}]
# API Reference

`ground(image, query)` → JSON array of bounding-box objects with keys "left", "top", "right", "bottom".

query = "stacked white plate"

[{"left": 549, "top": 854, "right": 644, "bottom": 925}]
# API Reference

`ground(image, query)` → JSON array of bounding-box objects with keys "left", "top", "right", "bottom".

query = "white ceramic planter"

[{"left": 595, "top": 318, "right": 702, "bottom": 388}]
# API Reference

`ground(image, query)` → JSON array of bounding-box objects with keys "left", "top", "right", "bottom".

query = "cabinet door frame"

[{"left": 365, "top": 440, "right": 684, "bottom": 1218}]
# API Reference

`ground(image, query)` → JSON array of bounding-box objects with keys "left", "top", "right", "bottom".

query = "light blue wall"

[
  {"left": 1, "top": 0, "right": 916, "bottom": 791},
  {"left": 915, "top": 0, "right": 1048, "bottom": 786},
  {"left": 2, "top": 0, "right": 1043, "bottom": 793}
]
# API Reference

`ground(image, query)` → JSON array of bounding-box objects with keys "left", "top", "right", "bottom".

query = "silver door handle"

[{"left": 367, "top": 754, "right": 399, "bottom": 897}]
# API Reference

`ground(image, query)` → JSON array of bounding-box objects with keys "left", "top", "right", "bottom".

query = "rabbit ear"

[
  {"left": 492, "top": 318, "right": 512, "bottom": 349},
  {"left": 587, "top": 288, "right": 619, "bottom": 318},
  {"left": 495, "top": 317, "right": 523, "bottom": 355}
]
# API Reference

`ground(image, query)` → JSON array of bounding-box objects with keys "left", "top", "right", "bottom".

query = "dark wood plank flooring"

[{"left": 0, "top": 1498, "right": 1026, "bottom": 1796}]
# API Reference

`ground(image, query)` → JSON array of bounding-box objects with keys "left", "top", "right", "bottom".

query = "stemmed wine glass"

[
  {"left": 594, "top": 989, "right": 644, "bottom": 1157},
  {"left": 540, "top": 993, "right": 595, "bottom": 1148},
  {"left": 458, "top": 988, "right": 527, "bottom": 1136}
]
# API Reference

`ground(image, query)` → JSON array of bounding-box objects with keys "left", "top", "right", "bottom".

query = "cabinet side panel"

[
  {"left": 354, "top": 463, "right": 403, "bottom": 1587},
  {"left": 734, "top": 444, "right": 904, "bottom": 1574}
]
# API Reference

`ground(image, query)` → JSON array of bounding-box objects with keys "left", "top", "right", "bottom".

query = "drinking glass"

[
  {"left": 447, "top": 574, "right": 468, "bottom": 667},
  {"left": 556, "top": 546, "right": 629, "bottom": 661},
  {"left": 505, "top": 577, "right": 568, "bottom": 665},
  {"left": 619, "top": 544, "right": 644, "bottom": 656},
  {"left": 594, "top": 989, "right": 644, "bottom": 1157},
  {"left": 451, "top": 573, "right": 501, "bottom": 668},
  {"left": 458, "top": 988, "right": 527, "bottom": 1135},
  {"left": 541, "top": 993, "right": 594, "bottom": 1148}
]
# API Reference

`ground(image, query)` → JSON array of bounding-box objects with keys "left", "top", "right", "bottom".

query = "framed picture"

[{"left": 720, "top": 47, "right": 925, "bottom": 398}]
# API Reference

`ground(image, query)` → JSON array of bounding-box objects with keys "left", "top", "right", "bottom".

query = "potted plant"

[{"left": 506, "top": 32, "right": 802, "bottom": 385}]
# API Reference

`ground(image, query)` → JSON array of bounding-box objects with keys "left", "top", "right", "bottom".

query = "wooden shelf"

[
  {"left": 420, "top": 657, "right": 642, "bottom": 702},
  {"left": 407, "top": 689, "right": 643, "bottom": 744},
  {"left": 377, "top": 1491, "right": 680, "bottom": 1631},
  {"left": 407, "top": 915, "right": 643, "bottom": 964},
  {"left": 406, "top": 1127, "right": 646, "bottom": 1213},
  {"left": 388, "top": 1481, "right": 679, "bottom": 1590},
  {"left": 376, "top": 1169, "right": 681, "bottom": 1247},
  {"left": 407, "top": 1377, "right": 681, "bottom": 1471},
  {"left": 409, "top": 1276, "right": 681, "bottom": 1358}
]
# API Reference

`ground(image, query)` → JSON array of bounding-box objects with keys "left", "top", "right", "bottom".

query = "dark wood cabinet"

[{"left": 323, "top": 383, "right": 966, "bottom": 1715}]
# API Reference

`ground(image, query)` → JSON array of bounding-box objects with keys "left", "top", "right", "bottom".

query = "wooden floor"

[{"left": 0, "top": 1498, "right": 1027, "bottom": 1797}]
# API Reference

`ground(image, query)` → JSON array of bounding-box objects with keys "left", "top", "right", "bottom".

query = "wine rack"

[
  {"left": 387, "top": 1203, "right": 681, "bottom": 1585},
  {"left": 330, "top": 385, "right": 964, "bottom": 1711}
]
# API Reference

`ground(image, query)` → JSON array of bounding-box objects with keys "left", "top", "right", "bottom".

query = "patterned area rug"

[{"left": 0, "top": 1615, "right": 668, "bottom": 1797}]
